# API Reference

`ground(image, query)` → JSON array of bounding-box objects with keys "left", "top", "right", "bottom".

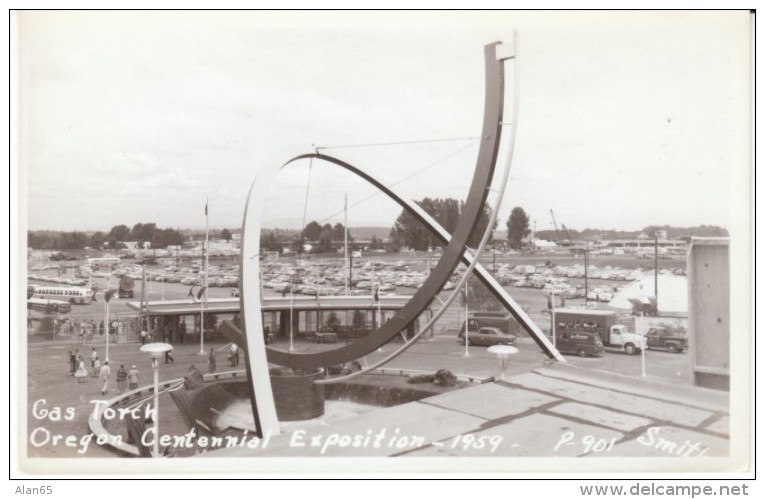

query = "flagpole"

[
  {"left": 199, "top": 198, "right": 208, "bottom": 355},
  {"left": 463, "top": 280, "right": 470, "bottom": 357},
  {"left": 344, "top": 194, "right": 349, "bottom": 296}
]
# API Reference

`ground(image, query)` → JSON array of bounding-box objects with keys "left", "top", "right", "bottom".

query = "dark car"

[
  {"left": 458, "top": 327, "right": 517, "bottom": 347},
  {"left": 554, "top": 330, "right": 604, "bottom": 357}
]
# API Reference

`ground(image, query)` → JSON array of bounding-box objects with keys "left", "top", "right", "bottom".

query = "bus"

[
  {"left": 33, "top": 286, "right": 94, "bottom": 304},
  {"left": 27, "top": 298, "right": 72, "bottom": 315}
]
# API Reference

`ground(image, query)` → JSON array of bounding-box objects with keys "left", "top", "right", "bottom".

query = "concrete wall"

[{"left": 687, "top": 238, "right": 730, "bottom": 390}]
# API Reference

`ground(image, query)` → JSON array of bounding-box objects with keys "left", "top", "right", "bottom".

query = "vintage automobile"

[
  {"left": 458, "top": 327, "right": 517, "bottom": 347},
  {"left": 645, "top": 327, "right": 688, "bottom": 353}
]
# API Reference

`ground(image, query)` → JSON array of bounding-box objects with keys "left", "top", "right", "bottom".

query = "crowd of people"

[{"left": 67, "top": 347, "right": 139, "bottom": 395}]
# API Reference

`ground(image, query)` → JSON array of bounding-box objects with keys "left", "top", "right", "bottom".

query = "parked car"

[
  {"left": 458, "top": 327, "right": 517, "bottom": 347},
  {"left": 554, "top": 330, "right": 604, "bottom": 357}
]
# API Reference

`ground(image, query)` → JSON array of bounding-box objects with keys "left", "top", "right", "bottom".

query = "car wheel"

[
  {"left": 578, "top": 349, "right": 588, "bottom": 357},
  {"left": 69, "top": 298, "right": 76, "bottom": 304},
  {"left": 624, "top": 343, "right": 637, "bottom": 355},
  {"left": 667, "top": 343, "right": 678, "bottom": 354}
]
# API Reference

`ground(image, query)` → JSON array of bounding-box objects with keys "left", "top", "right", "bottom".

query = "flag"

[
  {"left": 104, "top": 289, "right": 117, "bottom": 303},
  {"left": 197, "top": 286, "right": 207, "bottom": 300},
  {"left": 373, "top": 283, "right": 379, "bottom": 303},
  {"left": 205, "top": 200, "right": 208, "bottom": 216}
]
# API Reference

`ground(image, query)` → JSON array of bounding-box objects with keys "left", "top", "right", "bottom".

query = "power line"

[
  {"left": 316, "top": 136, "right": 480, "bottom": 151},
  {"left": 314, "top": 139, "right": 480, "bottom": 225}
]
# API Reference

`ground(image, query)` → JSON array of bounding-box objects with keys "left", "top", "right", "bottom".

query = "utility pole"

[
  {"left": 493, "top": 244, "right": 497, "bottom": 277},
  {"left": 584, "top": 243, "right": 589, "bottom": 303},
  {"left": 654, "top": 231, "right": 659, "bottom": 301}
]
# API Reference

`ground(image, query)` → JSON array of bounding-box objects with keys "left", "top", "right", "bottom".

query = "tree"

[
  {"left": 325, "top": 312, "right": 341, "bottom": 333},
  {"left": 131, "top": 223, "right": 156, "bottom": 243},
  {"left": 390, "top": 197, "right": 494, "bottom": 251},
  {"left": 333, "top": 223, "right": 345, "bottom": 240},
  {"left": 220, "top": 228, "right": 232, "bottom": 241},
  {"left": 152, "top": 228, "right": 184, "bottom": 248},
  {"left": 316, "top": 225, "right": 334, "bottom": 253},
  {"left": 302, "top": 221, "right": 323, "bottom": 241},
  {"left": 369, "top": 236, "right": 384, "bottom": 250},
  {"left": 89, "top": 231, "right": 107, "bottom": 249},
  {"left": 108, "top": 224, "right": 131, "bottom": 242},
  {"left": 291, "top": 236, "right": 305, "bottom": 254},
  {"left": 506, "top": 207, "right": 530, "bottom": 249},
  {"left": 351, "top": 310, "right": 366, "bottom": 331},
  {"left": 261, "top": 232, "right": 282, "bottom": 253}
]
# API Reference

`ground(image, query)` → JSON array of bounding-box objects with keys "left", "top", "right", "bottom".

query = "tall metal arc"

[
  {"left": 244, "top": 42, "right": 505, "bottom": 370},
  {"left": 279, "top": 152, "right": 564, "bottom": 362}
]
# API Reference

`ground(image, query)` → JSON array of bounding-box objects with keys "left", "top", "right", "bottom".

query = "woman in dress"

[{"left": 74, "top": 357, "right": 88, "bottom": 383}]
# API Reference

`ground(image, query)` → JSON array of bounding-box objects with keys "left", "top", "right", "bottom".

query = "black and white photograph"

[{"left": 11, "top": 10, "right": 753, "bottom": 481}]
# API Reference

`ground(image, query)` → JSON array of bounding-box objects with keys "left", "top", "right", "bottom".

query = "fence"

[{"left": 28, "top": 312, "right": 142, "bottom": 345}]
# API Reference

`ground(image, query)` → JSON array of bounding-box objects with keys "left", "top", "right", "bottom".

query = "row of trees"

[
  {"left": 388, "top": 198, "right": 531, "bottom": 251},
  {"left": 389, "top": 197, "right": 499, "bottom": 251},
  {"left": 28, "top": 223, "right": 186, "bottom": 250},
  {"left": 299, "top": 221, "right": 354, "bottom": 253}
]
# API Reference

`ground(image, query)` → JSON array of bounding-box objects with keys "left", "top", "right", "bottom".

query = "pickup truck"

[{"left": 645, "top": 327, "right": 688, "bottom": 353}]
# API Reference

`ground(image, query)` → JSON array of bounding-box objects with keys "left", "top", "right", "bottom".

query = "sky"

[{"left": 15, "top": 11, "right": 751, "bottom": 235}]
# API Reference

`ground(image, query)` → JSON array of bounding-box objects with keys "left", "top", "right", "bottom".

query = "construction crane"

[{"left": 549, "top": 209, "right": 561, "bottom": 244}]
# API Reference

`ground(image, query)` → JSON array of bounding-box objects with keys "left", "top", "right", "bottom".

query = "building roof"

[{"left": 126, "top": 295, "right": 413, "bottom": 316}]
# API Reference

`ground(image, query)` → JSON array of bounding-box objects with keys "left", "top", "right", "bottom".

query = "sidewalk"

[{"left": 210, "top": 362, "right": 729, "bottom": 462}]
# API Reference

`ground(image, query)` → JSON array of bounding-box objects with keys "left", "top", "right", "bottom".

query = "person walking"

[
  {"left": 74, "top": 356, "right": 88, "bottom": 383},
  {"left": 229, "top": 343, "right": 239, "bottom": 367},
  {"left": 116, "top": 364, "right": 128, "bottom": 393},
  {"left": 92, "top": 357, "right": 101, "bottom": 378},
  {"left": 99, "top": 360, "right": 111, "bottom": 396},
  {"left": 179, "top": 321, "right": 186, "bottom": 344},
  {"left": 127, "top": 365, "right": 139, "bottom": 391},
  {"left": 90, "top": 347, "right": 98, "bottom": 371},
  {"left": 68, "top": 350, "right": 76, "bottom": 376},
  {"left": 208, "top": 348, "right": 217, "bottom": 374}
]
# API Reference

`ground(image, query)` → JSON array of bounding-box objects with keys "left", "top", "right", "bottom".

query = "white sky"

[{"left": 16, "top": 10, "right": 751, "bottom": 233}]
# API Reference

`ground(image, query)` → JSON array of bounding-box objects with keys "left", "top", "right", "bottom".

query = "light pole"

[
  {"left": 197, "top": 287, "right": 207, "bottom": 355},
  {"left": 488, "top": 344, "right": 518, "bottom": 380},
  {"left": 463, "top": 280, "right": 470, "bottom": 357},
  {"left": 583, "top": 244, "right": 590, "bottom": 304},
  {"left": 551, "top": 290, "right": 557, "bottom": 349},
  {"left": 289, "top": 283, "right": 295, "bottom": 353},
  {"left": 654, "top": 231, "right": 659, "bottom": 302},
  {"left": 104, "top": 289, "right": 117, "bottom": 362},
  {"left": 140, "top": 342, "right": 173, "bottom": 458}
]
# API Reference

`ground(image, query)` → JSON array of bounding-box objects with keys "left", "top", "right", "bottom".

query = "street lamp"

[
  {"left": 487, "top": 344, "right": 518, "bottom": 380},
  {"left": 140, "top": 342, "right": 173, "bottom": 458},
  {"left": 104, "top": 289, "right": 117, "bottom": 362}
]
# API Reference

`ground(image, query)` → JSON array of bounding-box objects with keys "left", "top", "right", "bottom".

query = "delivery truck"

[{"left": 553, "top": 308, "right": 645, "bottom": 355}]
